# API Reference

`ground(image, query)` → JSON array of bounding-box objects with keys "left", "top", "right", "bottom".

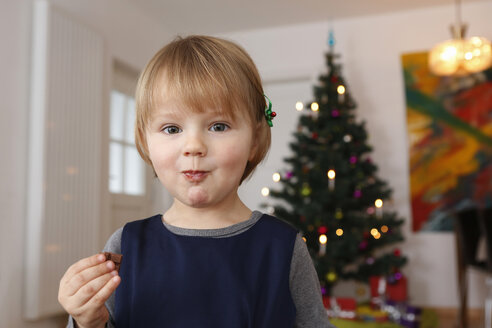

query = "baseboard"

[
  {"left": 429, "top": 307, "right": 482, "bottom": 318},
  {"left": 427, "top": 307, "right": 483, "bottom": 328}
]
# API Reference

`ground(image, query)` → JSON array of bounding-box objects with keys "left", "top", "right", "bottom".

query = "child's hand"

[{"left": 58, "top": 253, "right": 121, "bottom": 328}]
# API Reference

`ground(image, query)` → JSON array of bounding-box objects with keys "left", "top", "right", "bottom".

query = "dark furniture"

[{"left": 455, "top": 207, "right": 492, "bottom": 328}]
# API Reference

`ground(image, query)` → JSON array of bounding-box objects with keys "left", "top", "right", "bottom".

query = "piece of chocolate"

[{"left": 103, "top": 252, "right": 122, "bottom": 273}]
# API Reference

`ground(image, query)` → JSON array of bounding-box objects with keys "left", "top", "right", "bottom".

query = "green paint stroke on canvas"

[{"left": 405, "top": 86, "right": 492, "bottom": 147}]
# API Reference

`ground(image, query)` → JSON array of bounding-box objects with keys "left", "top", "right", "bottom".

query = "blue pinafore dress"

[{"left": 114, "top": 214, "right": 298, "bottom": 327}]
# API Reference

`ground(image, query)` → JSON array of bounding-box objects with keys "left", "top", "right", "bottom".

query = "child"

[{"left": 58, "top": 35, "right": 335, "bottom": 328}]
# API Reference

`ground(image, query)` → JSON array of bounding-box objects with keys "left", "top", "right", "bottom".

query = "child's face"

[{"left": 145, "top": 97, "right": 257, "bottom": 209}]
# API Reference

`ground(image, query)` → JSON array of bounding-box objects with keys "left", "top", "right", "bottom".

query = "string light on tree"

[
  {"left": 327, "top": 169, "right": 336, "bottom": 191},
  {"left": 336, "top": 228, "right": 344, "bottom": 237},
  {"left": 310, "top": 102, "right": 319, "bottom": 120},
  {"left": 337, "top": 85, "right": 346, "bottom": 103},
  {"left": 272, "top": 172, "right": 281, "bottom": 182},
  {"left": 261, "top": 187, "right": 270, "bottom": 197},
  {"left": 371, "top": 228, "right": 381, "bottom": 240},
  {"left": 296, "top": 101, "right": 304, "bottom": 111},
  {"left": 381, "top": 225, "right": 389, "bottom": 233},
  {"left": 319, "top": 234, "right": 328, "bottom": 256},
  {"left": 375, "top": 198, "right": 383, "bottom": 218}
]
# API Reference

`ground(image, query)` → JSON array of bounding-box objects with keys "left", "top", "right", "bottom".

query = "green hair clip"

[{"left": 264, "top": 95, "right": 276, "bottom": 127}]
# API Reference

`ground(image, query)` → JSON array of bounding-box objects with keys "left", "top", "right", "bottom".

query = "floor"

[{"left": 436, "top": 308, "right": 483, "bottom": 328}]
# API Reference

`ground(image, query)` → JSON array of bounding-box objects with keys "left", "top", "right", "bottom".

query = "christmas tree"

[{"left": 266, "top": 32, "right": 407, "bottom": 294}]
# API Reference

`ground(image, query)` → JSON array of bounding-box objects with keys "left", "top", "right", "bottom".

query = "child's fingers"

[
  {"left": 72, "top": 271, "right": 119, "bottom": 307},
  {"left": 64, "top": 260, "right": 115, "bottom": 297},
  {"left": 63, "top": 254, "right": 106, "bottom": 282},
  {"left": 81, "top": 274, "right": 121, "bottom": 311}
]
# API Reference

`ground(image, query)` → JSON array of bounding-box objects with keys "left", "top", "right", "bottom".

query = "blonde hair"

[{"left": 134, "top": 35, "right": 271, "bottom": 183}]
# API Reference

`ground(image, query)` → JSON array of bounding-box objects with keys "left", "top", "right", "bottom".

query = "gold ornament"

[
  {"left": 326, "top": 271, "right": 337, "bottom": 282},
  {"left": 335, "top": 208, "right": 343, "bottom": 220},
  {"left": 356, "top": 286, "right": 367, "bottom": 297},
  {"left": 301, "top": 183, "right": 311, "bottom": 197}
]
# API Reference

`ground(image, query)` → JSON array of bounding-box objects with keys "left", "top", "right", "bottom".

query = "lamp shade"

[{"left": 429, "top": 36, "right": 492, "bottom": 76}]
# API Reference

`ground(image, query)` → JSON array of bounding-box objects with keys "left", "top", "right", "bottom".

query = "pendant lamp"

[{"left": 428, "top": 0, "right": 492, "bottom": 76}]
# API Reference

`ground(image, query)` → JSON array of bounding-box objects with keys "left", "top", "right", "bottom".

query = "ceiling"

[{"left": 127, "top": 0, "right": 487, "bottom": 35}]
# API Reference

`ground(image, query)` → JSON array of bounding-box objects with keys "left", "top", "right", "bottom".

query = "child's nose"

[{"left": 183, "top": 133, "right": 207, "bottom": 157}]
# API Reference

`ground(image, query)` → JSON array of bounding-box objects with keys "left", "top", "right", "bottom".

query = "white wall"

[
  {"left": 226, "top": 1, "right": 492, "bottom": 308},
  {"left": 0, "top": 0, "right": 172, "bottom": 326}
]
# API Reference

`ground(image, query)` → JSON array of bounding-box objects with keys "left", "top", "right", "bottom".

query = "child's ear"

[{"left": 248, "top": 122, "right": 261, "bottom": 161}]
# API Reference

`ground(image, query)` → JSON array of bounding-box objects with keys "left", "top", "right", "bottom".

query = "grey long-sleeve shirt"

[{"left": 67, "top": 211, "right": 335, "bottom": 327}]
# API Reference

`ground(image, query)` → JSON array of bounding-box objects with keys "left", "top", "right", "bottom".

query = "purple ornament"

[
  {"left": 359, "top": 240, "right": 368, "bottom": 250},
  {"left": 331, "top": 109, "right": 340, "bottom": 117},
  {"left": 395, "top": 272, "right": 403, "bottom": 280},
  {"left": 354, "top": 189, "right": 362, "bottom": 198},
  {"left": 405, "top": 305, "right": 422, "bottom": 316},
  {"left": 400, "top": 305, "right": 422, "bottom": 328},
  {"left": 321, "top": 286, "right": 327, "bottom": 295},
  {"left": 366, "top": 257, "right": 375, "bottom": 265},
  {"left": 285, "top": 171, "right": 293, "bottom": 179},
  {"left": 387, "top": 275, "right": 396, "bottom": 284},
  {"left": 350, "top": 156, "right": 357, "bottom": 164}
]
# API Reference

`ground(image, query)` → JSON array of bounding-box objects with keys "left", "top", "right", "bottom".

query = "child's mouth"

[{"left": 182, "top": 170, "right": 208, "bottom": 182}]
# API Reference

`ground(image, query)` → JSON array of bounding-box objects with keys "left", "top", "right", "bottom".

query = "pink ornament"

[
  {"left": 285, "top": 171, "right": 294, "bottom": 179},
  {"left": 354, "top": 189, "right": 362, "bottom": 198},
  {"left": 367, "top": 207, "right": 375, "bottom": 215},
  {"left": 331, "top": 109, "right": 340, "bottom": 117},
  {"left": 350, "top": 156, "right": 357, "bottom": 164},
  {"left": 366, "top": 257, "right": 375, "bottom": 265},
  {"left": 359, "top": 240, "right": 368, "bottom": 250}
]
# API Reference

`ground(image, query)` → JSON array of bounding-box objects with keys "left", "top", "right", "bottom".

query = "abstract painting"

[{"left": 402, "top": 52, "right": 492, "bottom": 232}]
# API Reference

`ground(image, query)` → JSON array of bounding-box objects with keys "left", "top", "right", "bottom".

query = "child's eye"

[
  {"left": 209, "top": 123, "right": 229, "bottom": 132},
  {"left": 162, "top": 125, "right": 182, "bottom": 134}
]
